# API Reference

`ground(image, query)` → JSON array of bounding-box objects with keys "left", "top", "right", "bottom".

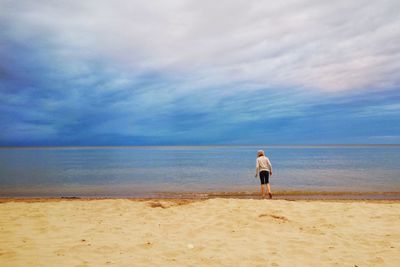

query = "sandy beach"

[{"left": 0, "top": 198, "right": 399, "bottom": 267}]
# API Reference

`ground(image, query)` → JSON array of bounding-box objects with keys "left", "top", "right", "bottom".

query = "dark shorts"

[{"left": 259, "top": 171, "right": 270, "bottom": 184}]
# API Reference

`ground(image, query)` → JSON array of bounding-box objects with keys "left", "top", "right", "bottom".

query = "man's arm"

[
  {"left": 267, "top": 158, "right": 272, "bottom": 176},
  {"left": 255, "top": 159, "right": 259, "bottom": 177}
]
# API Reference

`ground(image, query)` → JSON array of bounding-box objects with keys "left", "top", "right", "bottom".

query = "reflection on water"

[{"left": 0, "top": 146, "right": 399, "bottom": 197}]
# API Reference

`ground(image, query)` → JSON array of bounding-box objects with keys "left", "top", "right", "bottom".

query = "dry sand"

[{"left": 0, "top": 198, "right": 399, "bottom": 267}]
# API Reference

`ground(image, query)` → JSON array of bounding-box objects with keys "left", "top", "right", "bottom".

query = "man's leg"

[
  {"left": 266, "top": 183, "right": 272, "bottom": 198},
  {"left": 260, "top": 184, "right": 265, "bottom": 198}
]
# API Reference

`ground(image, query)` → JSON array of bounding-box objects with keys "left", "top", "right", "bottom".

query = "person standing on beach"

[{"left": 255, "top": 150, "right": 273, "bottom": 199}]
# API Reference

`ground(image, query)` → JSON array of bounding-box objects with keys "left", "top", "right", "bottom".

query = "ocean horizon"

[{"left": 1, "top": 145, "right": 400, "bottom": 198}]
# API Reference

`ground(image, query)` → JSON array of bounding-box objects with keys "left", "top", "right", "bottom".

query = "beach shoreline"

[{"left": 1, "top": 190, "right": 400, "bottom": 201}]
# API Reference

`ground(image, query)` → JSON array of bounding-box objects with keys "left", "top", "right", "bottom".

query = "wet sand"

[
  {"left": 0, "top": 198, "right": 399, "bottom": 266},
  {"left": 2, "top": 189, "right": 400, "bottom": 200}
]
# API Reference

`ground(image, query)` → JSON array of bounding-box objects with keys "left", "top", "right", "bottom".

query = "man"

[{"left": 255, "top": 150, "right": 273, "bottom": 199}]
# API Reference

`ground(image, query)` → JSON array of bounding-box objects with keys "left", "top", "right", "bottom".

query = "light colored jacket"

[{"left": 256, "top": 156, "right": 272, "bottom": 176}]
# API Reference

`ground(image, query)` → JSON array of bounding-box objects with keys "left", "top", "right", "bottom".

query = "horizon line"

[{"left": 1, "top": 144, "right": 400, "bottom": 149}]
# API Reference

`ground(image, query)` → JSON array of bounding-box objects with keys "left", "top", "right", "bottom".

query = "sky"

[{"left": 1, "top": 0, "right": 400, "bottom": 146}]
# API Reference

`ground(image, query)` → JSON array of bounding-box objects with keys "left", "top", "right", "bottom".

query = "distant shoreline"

[{"left": 1, "top": 144, "right": 400, "bottom": 150}]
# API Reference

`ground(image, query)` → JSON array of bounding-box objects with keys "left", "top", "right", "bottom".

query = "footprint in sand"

[{"left": 258, "top": 213, "right": 289, "bottom": 223}]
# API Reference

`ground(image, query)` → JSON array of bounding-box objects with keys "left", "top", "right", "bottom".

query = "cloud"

[
  {"left": 1, "top": 0, "right": 400, "bottom": 145},
  {"left": 2, "top": 0, "right": 400, "bottom": 92}
]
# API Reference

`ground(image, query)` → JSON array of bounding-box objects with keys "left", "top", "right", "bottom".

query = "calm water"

[{"left": 0, "top": 146, "right": 400, "bottom": 197}]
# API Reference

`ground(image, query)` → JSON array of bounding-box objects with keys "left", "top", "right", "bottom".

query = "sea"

[{"left": 1, "top": 145, "right": 400, "bottom": 198}]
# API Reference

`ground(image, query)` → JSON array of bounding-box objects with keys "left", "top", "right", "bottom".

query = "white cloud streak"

[{"left": 2, "top": 0, "right": 400, "bottom": 92}]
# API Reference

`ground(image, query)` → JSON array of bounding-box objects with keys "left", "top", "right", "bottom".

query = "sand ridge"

[{"left": 0, "top": 198, "right": 399, "bottom": 266}]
